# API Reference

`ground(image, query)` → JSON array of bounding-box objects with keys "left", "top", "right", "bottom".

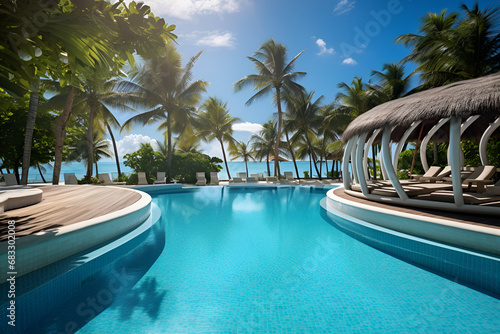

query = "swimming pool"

[{"left": 6, "top": 186, "right": 500, "bottom": 333}]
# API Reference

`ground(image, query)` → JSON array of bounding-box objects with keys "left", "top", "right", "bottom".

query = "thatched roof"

[{"left": 342, "top": 72, "right": 500, "bottom": 143}]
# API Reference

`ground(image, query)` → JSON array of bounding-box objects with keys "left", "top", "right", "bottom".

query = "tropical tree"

[
  {"left": 229, "top": 141, "right": 255, "bottom": 177},
  {"left": 251, "top": 120, "right": 278, "bottom": 177},
  {"left": 192, "top": 97, "right": 240, "bottom": 179},
  {"left": 284, "top": 91, "right": 324, "bottom": 178},
  {"left": 118, "top": 45, "right": 208, "bottom": 182},
  {"left": 234, "top": 38, "right": 306, "bottom": 177},
  {"left": 396, "top": 2, "right": 500, "bottom": 88},
  {"left": 67, "top": 132, "right": 112, "bottom": 178},
  {"left": 370, "top": 62, "right": 413, "bottom": 100}
]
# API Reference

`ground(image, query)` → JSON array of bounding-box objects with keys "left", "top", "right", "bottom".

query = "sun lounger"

[
  {"left": 231, "top": 177, "right": 243, "bottom": 183},
  {"left": 3, "top": 174, "right": 18, "bottom": 186},
  {"left": 266, "top": 176, "right": 278, "bottom": 183},
  {"left": 196, "top": 172, "right": 206, "bottom": 186},
  {"left": 153, "top": 172, "right": 166, "bottom": 184},
  {"left": 419, "top": 166, "right": 451, "bottom": 182},
  {"left": 246, "top": 176, "right": 257, "bottom": 183},
  {"left": 237, "top": 172, "right": 247, "bottom": 182},
  {"left": 461, "top": 165, "right": 496, "bottom": 192},
  {"left": 210, "top": 172, "right": 219, "bottom": 185},
  {"left": 371, "top": 183, "right": 453, "bottom": 197},
  {"left": 250, "top": 173, "right": 259, "bottom": 181},
  {"left": 138, "top": 172, "right": 148, "bottom": 185},
  {"left": 410, "top": 166, "right": 442, "bottom": 182},
  {"left": 64, "top": 173, "right": 78, "bottom": 185},
  {"left": 98, "top": 173, "right": 126, "bottom": 185}
]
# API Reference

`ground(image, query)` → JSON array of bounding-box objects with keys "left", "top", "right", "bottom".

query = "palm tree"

[
  {"left": 192, "top": 97, "right": 240, "bottom": 179},
  {"left": 229, "top": 141, "right": 255, "bottom": 177},
  {"left": 234, "top": 38, "right": 306, "bottom": 177},
  {"left": 67, "top": 132, "right": 112, "bottom": 177},
  {"left": 251, "top": 120, "right": 278, "bottom": 177},
  {"left": 396, "top": 3, "right": 500, "bottom": 88},
  {"left": 370, "top": 62, "right": 413, "bottom": 100},
  {"left": 117, "top": 45, "right": 208, "bottom": 182},
  {"left": 285, "top": 91, "right": 324, "bottom": 178}
]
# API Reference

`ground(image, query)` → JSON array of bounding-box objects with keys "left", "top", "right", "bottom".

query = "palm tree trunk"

[
  {"left": 410, "top": 123, "right": 426, "bottom": 177},
  {"left": 245, "top": 160, "right": 248, "bottom": 177},
  {"left": 167, "top": 113, "right": 172, "bottom": 182},
  {"left": 53, "top": 87, "right": 76, "bottom": 185},
  {"left": 266, "top": 154, "right": 270, "bottom": 177},
  {"left": 86, "top": 104, "right": 96, "bottom": 179},
  {"left": 372, "top": 144, "right": 377, "bottom": 180},
  {"left": 21, "top": 79, "right": 40, "bottom": 185},
  {"left": 37, "top": 164, "right": 46, "bottom": 183},
  {"left": 285, "top": 131, "right": 300, "bottom": 179},
  {"left": 274, "top": 88, "right": 282, "bottom": 178},
  {"left": 106, "top": 122, "right": 122, "bottom": 177},
  {"left": 220, "top": 140, "right": 231, "bottom": 179},
  {"left": 309, "top": 154, "right": 312, "bottom": 176},
  {"left": 95, "top": 161, "right": 99, "bottom": 176},
  {"left": 305, "top": 135, "right": 321, "bottom": 179},
  {"left": 433, "top": 142, "right": 438, "bottom": 165}
]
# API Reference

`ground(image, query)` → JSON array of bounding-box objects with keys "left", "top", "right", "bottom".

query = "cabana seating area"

[{"left": 341, "top": 72, "right": 500, "bottom": 215}]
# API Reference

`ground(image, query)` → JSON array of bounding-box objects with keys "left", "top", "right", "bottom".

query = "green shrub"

[{"left": 303, "top": 171, "right": 310, "bottom": 178}]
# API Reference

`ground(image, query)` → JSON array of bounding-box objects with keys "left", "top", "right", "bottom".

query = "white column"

[
  {"left": 420, "top": 118, "right": 450, "bottom": 171},
  {"left": 363, "top": 129, "right": 381, "bottom": 180},
  {"left": 382, "top": 127, "right": 408, "bottom": 200},
  {"left": 342, "top": 137, "right": 357, "bottom": 190},
  {"left": 479, "top": 117, "right": 500, "bottom": 165},
  {"left": 449, "top": 117, "right": 464, "bottom": 207},
  {"left": 393, "top": 121, "right": 421, "bottom": 170},
  {"left": 356, "top": 133, "right": 369, "bottom": 195},
  {"left": 445, "top": 115, "right": 480, "bottom": 166},
  {"left": 350, "top": 136, "right": 359, "bottom": 184}
]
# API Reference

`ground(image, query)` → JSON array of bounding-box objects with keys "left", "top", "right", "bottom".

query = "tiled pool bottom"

[{"left": 67, "top": 186, "right": 500, "bottom": 334}]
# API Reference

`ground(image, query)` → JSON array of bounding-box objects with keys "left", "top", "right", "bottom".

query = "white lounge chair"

[
  {"left": 3, "top": 174, "right": 18, "bottom": 186},
  {"left": 98, "top": 173, "right": 126, "bottom": 185},
  {"left": 246, "top": 176, "right": 257, "bottom": 183},
  {"left": 210, "top": 172, "right": 219, "bottom": 185},
  {"left": 250, "top": 173, "right": 259, "bottom": 181},
  {"left": 138, "top": 172, "right": 148, "bottom": 185},
  {"left": 64, "top": 173, "right": 78, "bottom": 185},
  {"left": 419, "top": 166, "right": 451, "bottom": 182},
  {"left": 283, "top": 171, "right": 298, "bottom": 183},
  {"left": 237, "top": 172, "right": 247, "bottom": 182},
  {"left": 231, "top": 177, "right": 244, "bottom": 183},
  {"left": 410, "top": 166, "right": 442, "bottom": 182},
  {"left": 196, "top": 172, "right": 206, "bottom": 186},
  {"left": 153, "top": 172, "right": 166, "bottom": 184},
  {"left": 462, "top": 165, "right": 496, "bottom": 192}
]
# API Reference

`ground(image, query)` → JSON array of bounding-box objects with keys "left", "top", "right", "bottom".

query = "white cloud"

[
  {"left": 129, "top": 0, "right": 243, "bottom": 20},
  {"left": 315, "top": 38, "right": 335, "bottom": 56},
  {"left": 232, "top": 122, "right": 263, "bottom": 133},
  {"left": 342, "top": 57, "right": 358, "bottom": 65},
  {"left": 197, "top": 32, "right": 235, "bottom": 47},
  {"left": 114, "top": 134, "right": 158, "bottom": 158},
  {"left": 333, "top": 0, "right": 355, "bottom": 16}
]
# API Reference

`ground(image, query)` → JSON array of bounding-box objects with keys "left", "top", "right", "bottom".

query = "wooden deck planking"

[
  {"left": 0, "top": 185, "right": 142, "bottom": 242},
  {"left": 333, "top": 187, "right": 500, "bottom": 229}
]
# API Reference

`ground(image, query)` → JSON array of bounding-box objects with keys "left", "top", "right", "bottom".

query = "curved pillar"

[
  {"left": 363, "top": 129, "right": 381, "bottom": 180},
  {"left": 382, "top": 127, "right": 408, "bottom": 200},
  {"left": 420, "top": 118, "right": 450, "bottom": 172},
  {"left": 356, "top": 133, "right": 369, "bottom": 195},
  {"left": 449, "top": 117, "right": 464, "bottom": 207},
  {"left": 350, "top": 136, "right": 359, "bottom": 184},
  {"left": 342, "top": 137, "right": 357, "bottom": 190},
  {"left": 393, "top": 121, "right": 421, "bottom": 170},
  {"left": 479, "top": 117, "right": 500, "bottom": 165}
]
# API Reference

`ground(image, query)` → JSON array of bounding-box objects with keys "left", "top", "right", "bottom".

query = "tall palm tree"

[
  {"left": 192, "top": 97, "right": 240, "bottom": 179},
  {"left": 284, "top": 91, "right": 324, "bottom": 178},
  {"left": 234, "top": 38, "right": 306, "bottom": 177},
  {"left": 67, "top": 132, "right": 112, "bottom": 177},
  {"left": 396, "top": 3, "right": 500, "bottom": 88},
  {"left": 229, "top": 141, "right": 255, "bottom": 177},
  {"left": 251, "top": 120, "right": 278, "bottom": 177},
  {"left": 117, "top": 45, "right": 208, "bottom": 182}
]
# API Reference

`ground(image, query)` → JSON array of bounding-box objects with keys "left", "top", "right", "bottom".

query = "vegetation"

[{"left": 1, "top": 1, "right": 498, "bottom": 184}]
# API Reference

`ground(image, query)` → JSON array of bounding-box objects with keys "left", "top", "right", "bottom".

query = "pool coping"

[
  {"left": 326, "top": 187, "right": 500, "bottom": 257},
  {"left": 0, "top": 186, "right": 152, "bottom": 281}
]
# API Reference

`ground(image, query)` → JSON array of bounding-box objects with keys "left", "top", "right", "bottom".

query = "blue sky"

[{"left": 109, "top": 0, "right": 498, "bottom": 160}]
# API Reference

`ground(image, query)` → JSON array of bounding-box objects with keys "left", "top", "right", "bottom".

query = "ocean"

[{"left": 20, "top": 160, "right": 342, "bottom": 183}]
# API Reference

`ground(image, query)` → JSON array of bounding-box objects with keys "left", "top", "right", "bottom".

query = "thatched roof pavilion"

[{"left": 340, "top": 72, "right": 500, "bottom": 215}]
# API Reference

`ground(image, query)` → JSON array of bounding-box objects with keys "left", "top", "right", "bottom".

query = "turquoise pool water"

[{"left": 19, "top": 186, "right": 500, "bottom": 333}]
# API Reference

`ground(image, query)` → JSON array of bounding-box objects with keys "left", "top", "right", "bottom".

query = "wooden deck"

[
  {"left": 333, "top": 187, "right": 500, "bottom": 229},
  {"left": 0, "top": 185, "right": 142, "bottom": 242}
]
